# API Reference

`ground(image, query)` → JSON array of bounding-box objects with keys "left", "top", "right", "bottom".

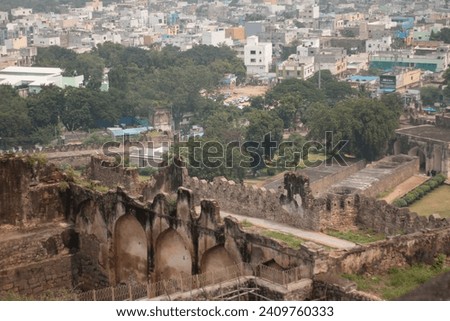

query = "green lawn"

[
  {"left": 326, "top": 229, "right": 385, "bottom": 244},
  {"left": 408, "top": 185, "right": 450, "bottom": 218},
  {"left": 343, "top": 257, "right": 450, "bottom": 300},
  {"left": 261, "top": 230, "right": 303, "bottom": 249}
]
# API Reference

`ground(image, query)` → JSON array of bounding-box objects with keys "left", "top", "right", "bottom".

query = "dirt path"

[
  {"left": 220, "top": 211, "right": 356, "bottom": 249},
  {"left": 382, "top": 175, "right": 429, "bottom": 204}
]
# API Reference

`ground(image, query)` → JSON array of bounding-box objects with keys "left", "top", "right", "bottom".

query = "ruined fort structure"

[
  {"left": 395, "top": 108, "right": 450, "bottom": 178},
  {"left": 0, "top": 154, "right": 449, "bottom": 300}
]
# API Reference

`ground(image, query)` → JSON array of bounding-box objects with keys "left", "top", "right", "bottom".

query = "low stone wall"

[
  {"left": 0, "top": 255, "right": 75, "bottom": 298},
  {"left": 0, "top": 155, "right": 67, "bottom": 226},
  {"left": 362, "top": 156, "right": 419, "bottom": 198},
  {"left": 331, "top": 227, "right": 450, "bottom": 275},
  {"left": 74, "top": 234, "right": 110, "bottom": 291},
  {"left": 0, "top": 228, "right": 69, "bottom": 268},
  {"left": 184, "top": 170, "right": 449, "bottom": 235},
  {"left": 310, "top": 160, "right": 366, "bottom": 196},
  {"left": 356, "top": 195, "right": 449, "bottom": 234},
  {"left": 87, "top": 156, "right": 140, "bottom": 194},
  {"left": 312, "top": 276, "right": 379, "bottom": 301},
  {"left": 0, "top": 144, "right": 103, "bottom": 155}
]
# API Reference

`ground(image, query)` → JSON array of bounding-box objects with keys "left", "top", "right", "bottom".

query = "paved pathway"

[
  {"left": 220, "top": 211, "right": 356, "bottom": 249},
  {"left": 382, "top": 175, "right": 429, "bottom": 204}
]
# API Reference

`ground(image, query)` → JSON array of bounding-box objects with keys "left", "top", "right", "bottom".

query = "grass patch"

[
  {"left": 326, "top": 229, "right": 385, "bottom": 244},
  {"left": 262, "top": 230, "right": 303, "bottom": 249},
  {"left": 408, "top": 185, "right": 450, "bottom": 218},
  {"left": 342, "top": 258, "right": 450, "bottom": 300},
  {"left": 240, "top": 220, "right": 253, "bottom": 228}
]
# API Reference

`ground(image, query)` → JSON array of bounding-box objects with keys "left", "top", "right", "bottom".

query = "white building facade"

[{"left": 244, "top": 36, "right": 273, "bottom": 75}]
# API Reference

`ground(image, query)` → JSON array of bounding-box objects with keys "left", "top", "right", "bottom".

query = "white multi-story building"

[
  {"left": 11, "top": 8, "right": 33, "bottom": 17},
  {"left": 244, "top": 36, "right": 273, "bottom": 75},
  {"left": 366, "top": 36, "right": 392, "bottom": 54},
  {"left": 202, "top": 29, "right": 233, "bottom": 47},
  {"left": 33, "top": 36, "right": 61, "bottom": 47},
  {"left": 0, "top": 11, "right": 8, "bottom": 24}
]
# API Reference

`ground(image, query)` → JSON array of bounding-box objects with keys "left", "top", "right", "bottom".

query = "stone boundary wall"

[
  {"left": 183, "top": 172, "right": 450, "bottom": 234},
  {"left": 356, "top": 195, "right": 449, "bottom": 234},
  {"left": 0, "top": 255, "right": 75, "bottom": 298},
  {"left": 0, "top": 228, "right": 68, "bottom": 268},
  {"left": 184, "top": 176, "right": 308, "bottom": 227},
  {"left": 0, "top": 144, "right": 104, "bottom": 156},
  {"left": 310, "top": 160, "right": 366, "bottom": 196},
  {"left": 331, "top": 227, "right": 450, "bottom": 275},
  {"left": 87, "top": 156, "right": 140, "bottom": 194},
  {"left": 362, "top": 156, "right": 419, "bottom": 198},
  {"left": 0, "top": 155, "right": 67, "bottom": 226},
  {"left": 312, "top": 278, "right": 380, "bottom": 301}
]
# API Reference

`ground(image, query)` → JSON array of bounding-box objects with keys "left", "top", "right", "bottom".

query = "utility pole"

[{"left": 318, "top": 63, "right": 321, "bottom": 89}]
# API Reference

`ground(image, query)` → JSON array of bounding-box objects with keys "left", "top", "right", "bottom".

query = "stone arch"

[
  {"left": 200, "top": 245, "right": 236, "bottom": 274},
  {"left": 154, "top": 228, "right": 192, "bottom": 281},
  {"left": 408, "top": 146, "right": 426, "bottom": 172},
  {"left": 114, "top": 214, "right": 148, "bottom": 284}
]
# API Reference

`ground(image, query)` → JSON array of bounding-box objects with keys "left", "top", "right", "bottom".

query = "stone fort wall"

[
  {"left": 361, "top": 156, "right": 419, "bottom": 198},
  {"left": 184, "top": 172, "right": 449, "bottom": 235},
  {"left": 86, "top": 156, "right": 141, "bottom": 194}
]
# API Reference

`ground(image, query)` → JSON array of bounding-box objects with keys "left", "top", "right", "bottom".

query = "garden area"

[
  {"left": 342, "top": 254, "right": 449, "bottom": 300},
  {"left": 392, "top": 174, "right": 447, "bottom": 211},
  {"left": 408, "top": 185, "right": 450, "bottom": 218}
]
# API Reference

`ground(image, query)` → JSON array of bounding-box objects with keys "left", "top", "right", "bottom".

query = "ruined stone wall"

[
  {"left": 436, "top": 114, "right": 450, "bottom": 129},
  {"left": 356, "top": 195, "right": 449, "bottom": 234},
  {"left": 330, "top": 227, "right": 450, "bottom": 275},
  {"left": 75, "top": 234, "right": 110, "bottom": 291},
  {"left": 0, "top": 255, "right": 75, "bottom": 298},
  {"left": 87, "top": 156, "right": 140, "bottom": 194},
  {"left": 0, "top": 228, "right": 69, "bottom": 268},
  {"left": 314, "top": 193, "right": 360, "bottom": 232},
  {"left": 310, "top": 160, "right": 366, "bottom": 197},
  {"left": 184, "top": 176, "right": 317, "bottom": 230},
  {"left": 47, "top": 155, "right": 92, "bottom": 169},
  {"left": 0, "top": 144, "right": 103, "bottom": 156},
  {"left": 312, "top": 277, "right": 379, "bottom": 301},
  {"left": 183, "top": 171, "right": 449, "bottom": 235},
  {"left": 361, "top": 156, "right": 419, "bottom": 198},
  {"left": 0, "top": 155, "right": 67, "bottom": 226}
]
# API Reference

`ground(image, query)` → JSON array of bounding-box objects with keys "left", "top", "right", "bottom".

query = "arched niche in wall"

[
  {"left": 200, "top": 244, "right": 236, "bottom": 274},
  {"left": 114, "top": 214, "right": 148, "bottom": 284},
  {"left": 154, "top": 228, "right": 192, "bottom": 281}
]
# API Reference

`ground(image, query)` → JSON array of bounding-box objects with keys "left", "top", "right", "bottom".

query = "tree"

[
  {"left": 60, "top": 88, "right": 94, "bottom": 131},
  {"left": 245, "top": 110, "right": 284, "bottom": 171},
  {"left": 420, "top": 86, "right": 442, "bottom": 106},
  {"left": 306, "top": 97, "right": 400, "bottom": 161},
  {"left": 26, "top": 86, "right": 64, "bottom": 128},
  {"left": 0, "top": 85, "right": 31, "bottom": 147}
]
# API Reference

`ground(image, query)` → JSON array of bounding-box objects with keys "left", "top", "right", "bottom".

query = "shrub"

[
  {"left": 413, "top": 187, "right": 424, "bottom": 198},
  {"left": 393, "top": 198, "right": 408, "bottom": 207},
  {"left": 434, "top": 174, "right": 446, "bottom": 185},
  {"left": 138, "top": 167, "right": 158, "bottom": 176},
  {"left": 410, "top": 190, "right": 419, "bottom": 200},
  {"left": 404, "top": 192, "right": 416, "bottom": 204},
  {"left": 420, "top": 184, "right": 431, "bottom": 193},
  {"left": 427, "top": 180, "right": 438, "bottom": 189},
  {"left": 436, "top": 174, "right": 447, "bottom": 184}
]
